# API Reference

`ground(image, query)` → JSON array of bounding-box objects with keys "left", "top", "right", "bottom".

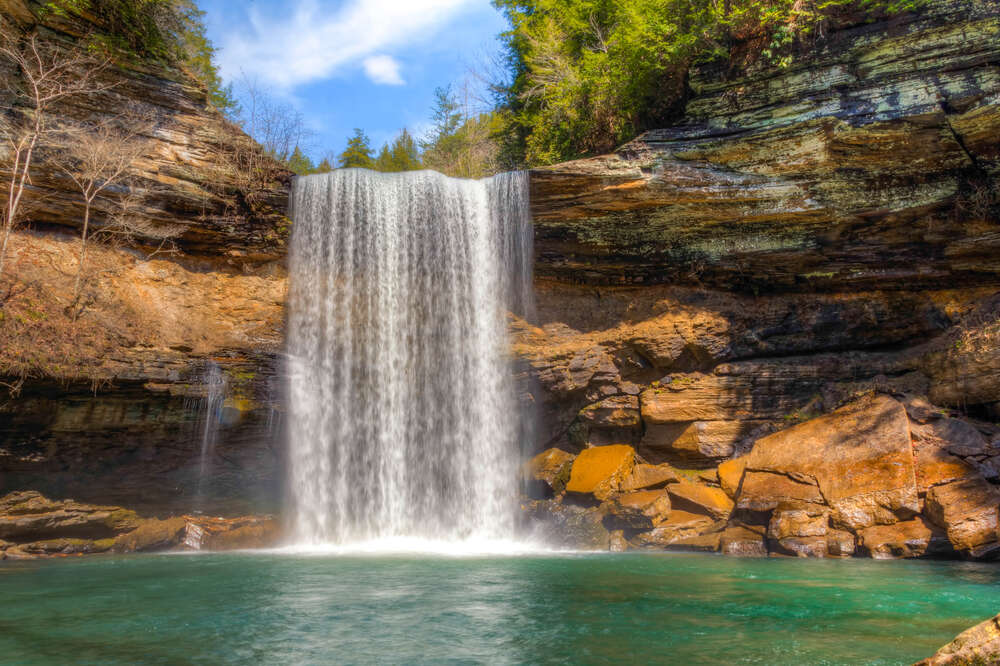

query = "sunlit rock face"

[
  {"left": 516, "top": 0, "right": 999, "bottom": 474},
  {"left": 529, "top": 0, "right": 1000, "bottom": 291}
]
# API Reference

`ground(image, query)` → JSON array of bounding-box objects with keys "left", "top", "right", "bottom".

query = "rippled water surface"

[{"left": 2, "top": 552, "right": 999, "bottom": 665}]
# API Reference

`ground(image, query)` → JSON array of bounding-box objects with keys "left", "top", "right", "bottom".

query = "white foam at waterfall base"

[{"left": 286, "top": 169, "right": 534, "bottom": 549}]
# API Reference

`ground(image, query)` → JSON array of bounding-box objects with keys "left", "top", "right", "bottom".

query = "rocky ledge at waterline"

[
  {"left": 524, "top": 393, "right": 1000, "bottom": 559},
  {"left": 0, "top": 491, "right": 278, "bottom": 561}
]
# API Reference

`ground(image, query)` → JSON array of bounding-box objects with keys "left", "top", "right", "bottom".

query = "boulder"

[
  {"left": 826, "top": 529, "right": 856, "bottom": 558},
  {"left": 565, "top": 444, "right": 636, "bottom": 500},
  {"left": 925, "top": 478, "right": 1000, "bottom": 554},
  {"left": 522, "top": 500, "right": 612, "bottom": 550},
  {"left": 601, "top": 490, "right": 671, "bottom": 530},
  {"left": 113, "top": 517, "right": 188, "bottom": 553},
  {"left": 0, "top": 491, "right": 140, "bottom": 542},
  {"left": 717, "top": 456, "right": 747, "bottom": 498},
  {"left": 915, "top": 612, "right": 1000, "bottom": 666},
  {"left": 630, "top": 510, "right": 722, "bottom": 549},
  {"left": 737, "top": 470, "right": 825, "bottom": 511},
  {"left": 667, "top": 532, "right": 721, "bottom": 552},
  {"left": 720, "top": 525, "right": 767, "bottom": 557},
  {"left": 621, "top": 463, "right": 679, "bottom": 491},
  {"left": 577, "top": 395, "right": 641, "bottom": 428},
  {"left": 774, "top": 536, "right": 828, "bottom": 558},
  {"left": 183, "top": 516, "right": 281, "bottom": 551},
  {"left": 739, "top": 395, "right": 919, "bottom": 530},
  {"left": 639, "top": 417, "right": 752, "bottom": 465},
  {"left": 524, "top": 448, "right": 577, "bottom": 498},
  {"left": 767, "top": 502, "right": 829, "bottom": 541},
  {"left": 858, "top": 517, "right": 952, "bottom": 559},
  {"left": 667, "top": 480, "right": 734, "bottom": 520}
]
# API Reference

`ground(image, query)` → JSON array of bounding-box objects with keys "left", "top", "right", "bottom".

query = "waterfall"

[
  {"left": 195, "top": 360, "right": 227, "bottom": 511},
  {"left": 286, "top": 168, "right": 533, "bottom": 545}
]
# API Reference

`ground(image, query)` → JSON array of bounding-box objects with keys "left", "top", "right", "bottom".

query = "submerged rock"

[{"left": 915, "top": 612, "right": 1000, "bottom": 665}]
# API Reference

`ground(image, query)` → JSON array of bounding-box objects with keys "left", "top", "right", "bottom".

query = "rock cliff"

[
  {"left": 0, "top": 0, "right": 997, "bottom": 541},
  {"left": 0, "top": 0, "right": 288, "bottom": 516}
]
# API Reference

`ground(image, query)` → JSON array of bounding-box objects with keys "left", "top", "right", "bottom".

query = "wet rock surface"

[{"left": 0, "top": 491, "right": 279, "bottom": 560}]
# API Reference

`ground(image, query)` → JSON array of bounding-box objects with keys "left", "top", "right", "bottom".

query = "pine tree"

[
  {"left": 315, "top": 158, "right": 333, "bottom": 173},
  {"left": 287, "top": 146, "right": 315, "bottom": 175},
  {"left": 374, "top": 143, "right": 392, "bottom": 171},
  {"left": 338, "top": 128, "right": 375, "bottom": 169},
  {"left": 388, "top": 128, "right": 421, "bottom": 172},
  {"left": 422, "top": 86, "right": 462, "bottom": 151}
]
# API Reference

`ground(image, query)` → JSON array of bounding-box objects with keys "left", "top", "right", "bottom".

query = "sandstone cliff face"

[
  {"left": 518, "top": 0, "right": 1000, "bottom": 480},
  {"left": 530, "top": 0, "right": 1000, "bottom": 291},
  {"left": 0, "top": 1, "right": 288, "bottom": 515},
  {"left": 1, "top": 0, "right": 998, "bottom": 530}
]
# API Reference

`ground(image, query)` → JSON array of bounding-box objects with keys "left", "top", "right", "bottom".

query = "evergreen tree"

[
  {"left": 315, "top": 158, "right": 333, "bottom": 173},
  {"left": 374, "top": 143, "right": 392, "bottom": 172},
  {"left": 337, "top": 128, "right": 375, "bottom": 169},
  {"left": 287, "top": 146, "right": 315, "bottom": 175},
  {"left": 374, "top": 129, "right": 422, "bottom": 172},
  {"left": 388, "top": 128, "right": 422, "bottom": 172},
  {"left": 422, "top": 86, "right": 462, "bottom": 151}
]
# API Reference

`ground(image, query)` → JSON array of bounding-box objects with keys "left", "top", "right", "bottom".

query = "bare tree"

[
  {"left": 234, "top": 72, "right": 310, "bottom": 162},
  {"left": 54, "top": 112, "right": 152, "bottom": 306},
  {"left": 0, "top": 19, "right": 112, "bottom": 282}
]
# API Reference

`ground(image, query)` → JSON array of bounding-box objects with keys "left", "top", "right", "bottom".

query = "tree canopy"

[
  {"left": 337, "top": 128, "right": 375, "bottom": 169},
  {"left": 492, "top": 0, "right": 925, "bottom": 165}
]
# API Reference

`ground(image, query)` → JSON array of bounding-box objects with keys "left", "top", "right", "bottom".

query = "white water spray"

[{"left": 286, "top": 169, "right": 533, "bottom": 546}]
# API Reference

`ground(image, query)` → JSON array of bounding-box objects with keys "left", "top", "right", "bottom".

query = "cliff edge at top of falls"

[{"left": 529, "top": 0, "right": 1000, "bottom": 292}]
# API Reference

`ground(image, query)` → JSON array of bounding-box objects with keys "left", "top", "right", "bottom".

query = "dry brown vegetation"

[{"left": 0, "top": 231, "right": 286, "bottom": 387}]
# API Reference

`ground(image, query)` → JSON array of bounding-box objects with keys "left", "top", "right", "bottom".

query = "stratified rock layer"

[{"left": 524, "top": 394, "right": 1000, "bottom": 559}]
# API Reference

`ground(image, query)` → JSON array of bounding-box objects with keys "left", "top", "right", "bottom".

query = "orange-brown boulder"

[
  {"left": 739, "top": 395, "right": 919, "bottom": 530},
  {"left": 915, "top": 612, "right": 1000, "bottom": 666},
  {"left": 717, "top": 457, "right": 747, "bottom": 498},
  {"left": 720, "top": 525, "right": 767, "bottom": 557},
  {"left": 767, "top": 502, "right": 829, "bottom": 541},
  {"left": 524, "top": 448, "right": 577, "bottom": 498},
  {"left": 912, "top": 425, "right": 980, "bottom": 494},
  {"left": 667, "top": 480, "right": 734, "bottom": 520},
  {"left": 621, "top": 463, "right": 678, "bottom": 491},
  {"left": 183, "top": 516, "right": 281, "bottom": 551},
  {"left": 857, "top": 517, "right": 952, "bottom": 559},
  {"left": 630, "top": 510, "right": 723, "bottom": 549},
  {"left": 737, "top": 471, "right": 824, "bottom": 511},
  {"left": 826, "top": 529, "right": 856, "bottom": 557},
  {"left": 113, "top": 517, "right": 187, "bottom": 553},
  {"left": 925, "top": 478, "right": 1000, "bottom": 555},
  {"left": 601, "top": 490, "right": 671, "bottom": 530},
  {"left": 565, "top": 444, "right": 636, "bottom": 500},
  {"left": 774, "top": 536, "right": 828, "bottom": 558}
]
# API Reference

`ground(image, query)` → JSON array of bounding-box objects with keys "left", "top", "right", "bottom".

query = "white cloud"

[
  {"left": 216, "top": 0, "right": 475, "bottom": 90},
  {"left": 362, "top": 55, "right": 405, "bottom": 86}
]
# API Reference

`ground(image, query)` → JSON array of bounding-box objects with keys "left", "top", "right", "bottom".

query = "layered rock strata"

[
  {"left": 523, "top": 393, "right": 1000, "bottom": 559},
  {"left": 0, "top": 491, "right": 279, "bottom": 560}
]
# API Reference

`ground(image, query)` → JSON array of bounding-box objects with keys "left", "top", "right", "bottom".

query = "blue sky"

[{"left": 198, "top": 0, "right": 510, "bottom": 162}]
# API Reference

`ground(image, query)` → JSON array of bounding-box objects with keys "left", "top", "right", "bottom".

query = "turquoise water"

[{"left": 2, "top": 552, "right": 998, "bottom": 665}]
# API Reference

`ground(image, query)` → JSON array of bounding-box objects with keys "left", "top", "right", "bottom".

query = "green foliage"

[
  {"left": 420, "top": 87, "right": 502, "bottom": 178},
  {"left": 315, "top": 159, "right": 333, "bottom": 174},
  {"left": 337, "top": 128, "right": 375, "bottom": 169},
  {"left": 374, "top": 128, "right": 422, "bottom": 172},
  {"left": 286, "top": 146, "right": 316, "bottom": 176},
  {"left": 493, "top": 0, "right": 925, "bottom": 166},
  {"left": 42, "top": 0, "right": 236, "bottom": 114}
]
